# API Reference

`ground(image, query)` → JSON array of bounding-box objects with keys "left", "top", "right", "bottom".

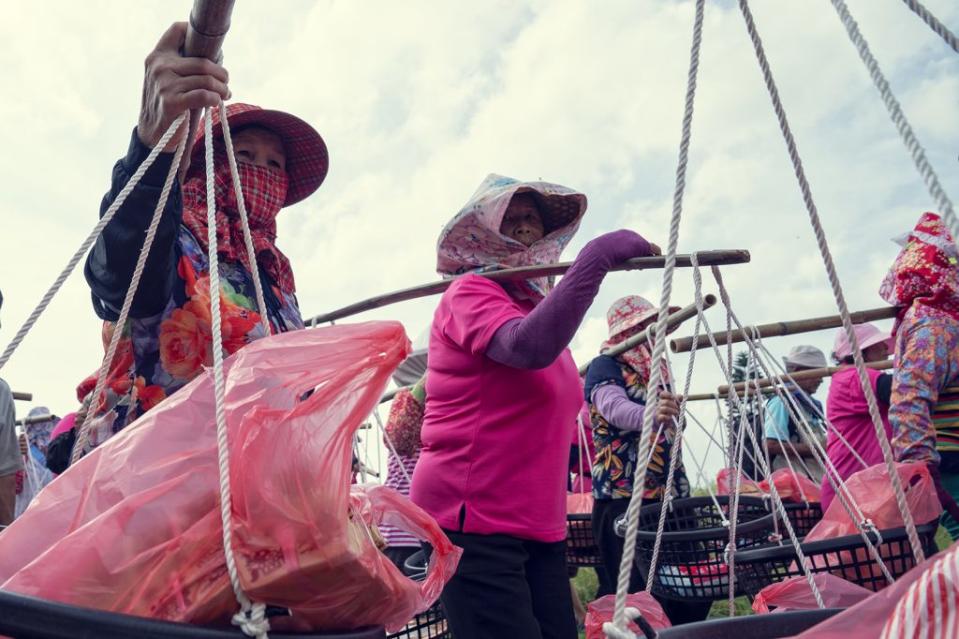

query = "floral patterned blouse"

[
  {"left": 584, "top": 354, "right": 689, "bottom": 501},
  {"left": 79, "top": 131, "right": 303, "bottom": 457},
  {"left": 890, "top": 307, "right": 959, "bottom": 471}
]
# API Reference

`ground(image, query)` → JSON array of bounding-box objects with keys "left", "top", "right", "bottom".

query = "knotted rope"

[
  {"left": 204, "top": 106, "right": 270, "bottom": 638},
  {"left": 607, "top": 0, "right": 706, "bottom": 633},
  {"left": 738, "top": 0, "right": 925, "bottom": 565}
]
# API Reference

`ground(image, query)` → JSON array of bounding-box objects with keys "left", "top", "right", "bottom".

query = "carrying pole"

[
  {"left": 307, "top": 249, "right": 749, "bottom": 325},
  {"left": 670, "top": 305, "right": 897, "bottom": 353}
]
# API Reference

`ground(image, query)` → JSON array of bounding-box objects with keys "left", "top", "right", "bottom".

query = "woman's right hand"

[
  {"left": 581, "top": 230, "right": 656, "bottom": 269},
  {"left": 137, "top": 22, "right": 231, "bottom": 151}
]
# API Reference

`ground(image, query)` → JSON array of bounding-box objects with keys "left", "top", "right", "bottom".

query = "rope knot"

[
  {"left": 860, "top": 518, "right": 883, "bottom": 545},
  {"left": 232, "top": 602, "right": 271, "bottom": 639}
]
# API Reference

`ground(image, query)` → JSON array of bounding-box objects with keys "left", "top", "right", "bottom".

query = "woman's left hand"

[{"left": 655, "top": 391, "right": 681, "bottom": 425}]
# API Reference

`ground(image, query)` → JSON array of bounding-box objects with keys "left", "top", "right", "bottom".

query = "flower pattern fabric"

[
  {"left": 883, "top": 212, "right": 959, "bottom": 466},
  {"left": 587, "top": 355, "right": 689, "bottom": 501},
  {"left": 77, "top": 226, "right": 303, "bottom": 456}
]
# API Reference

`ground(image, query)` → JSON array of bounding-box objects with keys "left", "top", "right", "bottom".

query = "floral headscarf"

[
  {"left": 600, "top": 295, "right": 673, "bottom": 385},
  {"left": 880, "top": 212, "right": 959, "bottom": 334},
  {"left": 436, "top": 174, "right": 587, "bottom": 300}
]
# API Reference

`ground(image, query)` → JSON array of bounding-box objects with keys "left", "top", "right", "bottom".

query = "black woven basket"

[
  {"left": 735, "top": 521, "right": 940, "bottom": 594},
  {"left": 566, "top": 513, "right": 603, "bottom": 567},
  {"left": 626, "top": 495, "right": 776, "bottom": 602},
  {"left": 651, "top": 608, "right": 843, "bottom": 639},
  {"left": 782, "top": 502, "right": 823, "bottom": 539},
  {"left": 386, "top": 552, "right": 451, "bottom": 639}
]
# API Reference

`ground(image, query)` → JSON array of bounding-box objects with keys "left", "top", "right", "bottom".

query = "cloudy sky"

[{"left": 0, "top": 0, "right": 956, "bottom": 482}]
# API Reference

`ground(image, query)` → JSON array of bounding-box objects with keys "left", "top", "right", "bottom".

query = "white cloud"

[{"left": 0, "top": 0, "right": 956, "bottom": 483}]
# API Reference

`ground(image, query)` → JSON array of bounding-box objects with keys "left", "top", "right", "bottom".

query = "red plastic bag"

[
  {"left": 752, "top": 574, "right": 872, "bottom": 613},
  {"left": 717, "top": 467, "right": 821, "bottom": 503},
  {"left": 805, "top": 462, "right": 940, "bottom": 541},
  {"left": 0, "top": 323, "right": 461, "bottom": 633},
  {"left": 584, "top": 592, "right": 671, "bottom": 639},
  {"left": 795, "top": 462, "right": 940, "bottom": 591}
]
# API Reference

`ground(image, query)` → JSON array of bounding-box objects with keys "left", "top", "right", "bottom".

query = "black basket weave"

[
  {"left": 386, "top": 552, "right": 451, "bottom": 639},
  {"left": 735, "top": 521, "right": 940, "bottom": 594},
  {"left": 626, "top": 496, "right": 776, "bottom": 602},
  {"left": 781, "top": 502, "right": 824, "bottom": 539},
  {"left": 566, "top": 513, "right": 603, "bottom": 567}
]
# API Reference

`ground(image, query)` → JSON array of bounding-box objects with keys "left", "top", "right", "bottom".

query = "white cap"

[{"left": 783, "top": 345, "right": 827, "bottom": 370}]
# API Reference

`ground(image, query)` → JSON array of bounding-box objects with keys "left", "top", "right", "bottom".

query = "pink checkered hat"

[
  {"left": 606, "top": 295, "right": 679, "bottom": 341},
  {"left": 188, "top": 102, "right": 329, "bottom": 207}
]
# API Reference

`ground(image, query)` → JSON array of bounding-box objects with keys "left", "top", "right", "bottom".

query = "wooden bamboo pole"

[
  {"left": 670, "top": 306, "right": 897, "bottom": 353},
  {"left": 184, "top": 0, "right": 235, "bottom": 60},
  {"left": 377, "top": 295, "right": 717, "bottom": 404},
  {"left": 684, "top": 359, "right": 894, "bottom": 401},
  {"left": 12, "top": 392, "right": 31, "bottom": 401},
  {"left": 307, "top": 249, "right": 749, "bottom": 325}
]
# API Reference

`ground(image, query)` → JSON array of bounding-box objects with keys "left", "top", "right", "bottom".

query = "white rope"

[
  {"left": 70, "top": 116, "right": 189, "bottom": 464},
  {"left": 608, "top": 0, "right": 705, "bottom": 632},
  {"left": 373, "top": 406, "right": 414, "bottom": 487},
  {"left": 829, "top": 0, "right": 958, "bottom": 245},
  {"left": 0, "top": 116, "right": 187, "bottom": 373},
  {"left": 643, "top": 308, "right": 704, "bottom": 593},
  {"left": 900, "top": 0, "right": 959, "bottom": 55},
  {"left": 713, "top": 268, "right": 896, "bottom": 585},
  {"left": 691, "top": 260, "right": 826, "bottom": 609},
  {"left": 205, "top": 107, "right": 269, "bottom": 639},
  {"left": 219, "top": 102, "right": 271, "bottom": 336},
  {"left": 738, "top": 0, "right": 925, "bottom": 565}
]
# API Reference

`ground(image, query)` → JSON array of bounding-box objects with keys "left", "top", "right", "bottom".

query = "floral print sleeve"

[{"left": 891, "top": 310, "right": 959, "bottom": 464}]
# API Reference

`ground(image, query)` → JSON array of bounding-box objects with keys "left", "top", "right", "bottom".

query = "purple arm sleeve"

[
  {"left": 592, "top": 384, "right": 646, "bottom": 432},
  {"left": 485, "top": 230, "right": 651, "bottom": 369}
]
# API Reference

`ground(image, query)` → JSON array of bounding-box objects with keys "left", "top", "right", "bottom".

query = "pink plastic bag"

[
  {"left": 805, "top": 462, "right": 940, "bottom": 541},
  {"left": 567, "top": 492, "right": 593, "bottom": 515},
  {"left": 584, "top": 592, "right": 671, "bottom": 639},
  {"left": 0, "top": 323, "right": 461, "bottom": 633},
  {"left": 796, "top": 462, "right": 940, "bottom": 591},
  {"left": 717, "top": 467, "right": 821, "bottom": 503},
  {"left": 752, "top": 574, "right": 872, "bottom": 614}
]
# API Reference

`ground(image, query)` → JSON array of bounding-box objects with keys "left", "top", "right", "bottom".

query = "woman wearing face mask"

[
  {"left": 410, "top": 174, "right": 660, "bottom": 639},
  {"left": 76, "top": 24, "right": 328, "bottom": 456}
]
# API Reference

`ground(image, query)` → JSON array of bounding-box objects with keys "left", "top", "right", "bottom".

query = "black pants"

[
  {"left": 439, "top": 530, "right": 577, "bottom": 639},
  {"left": 592, "top": 499, "right": 711, "bottom": 625}
]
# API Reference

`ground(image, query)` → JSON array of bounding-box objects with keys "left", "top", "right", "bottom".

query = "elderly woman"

[
  {"left": 585, "top": 295, "right": 709, "bottom": 624},
  {"left": 73, "top": 23, "right": 329, "bottom": 457},
  {"left": 410, "top": 174, "right": 659, "bottom": 639},
  {"left": 884, "top": 212, "right": 959, "bottom": 538}
]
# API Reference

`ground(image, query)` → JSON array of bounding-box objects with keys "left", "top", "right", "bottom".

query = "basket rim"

[
  {"left": 634, "top": 495, "right": 776, "bottom": 543},
  {"left": 734, "top": 520, "right": 939, "bottom": 565}
]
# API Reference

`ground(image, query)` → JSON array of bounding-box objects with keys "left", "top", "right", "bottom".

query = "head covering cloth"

[
  {"left": 436, "top": 174, "right": 587, "bottom": 301},
  {"left": 600, "top": 295, "right": 676, "bottom": 384},
  {"left": 880, "top": 212, "right": 959, "bottom": 335}
]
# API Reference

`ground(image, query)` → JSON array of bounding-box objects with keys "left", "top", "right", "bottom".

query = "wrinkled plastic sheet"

[
  {"left": 752, "top": 573, "right": 872, "bottom": 614},
  {"left": 585, "top": 592, "right": 671, "bottom": 639},
  {"left": 0, "top": 322, "right": 461, "bottom": 633}
]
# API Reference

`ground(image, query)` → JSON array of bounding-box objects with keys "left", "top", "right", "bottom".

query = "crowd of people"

[{"left": 0, "top": 20, "right": 958, "bottom": 639}]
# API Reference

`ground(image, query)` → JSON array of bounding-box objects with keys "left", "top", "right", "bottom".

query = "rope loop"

[{"left": 232, "top": 602, "right": 271, "bottom": 639}]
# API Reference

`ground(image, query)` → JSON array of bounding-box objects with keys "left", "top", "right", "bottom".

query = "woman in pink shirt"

[
  {"left": 820, "top": 323, "right": 893, "bottom": 511},
  {"left": 410, "top": 174, "right": 659, "bottom": 639}
]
